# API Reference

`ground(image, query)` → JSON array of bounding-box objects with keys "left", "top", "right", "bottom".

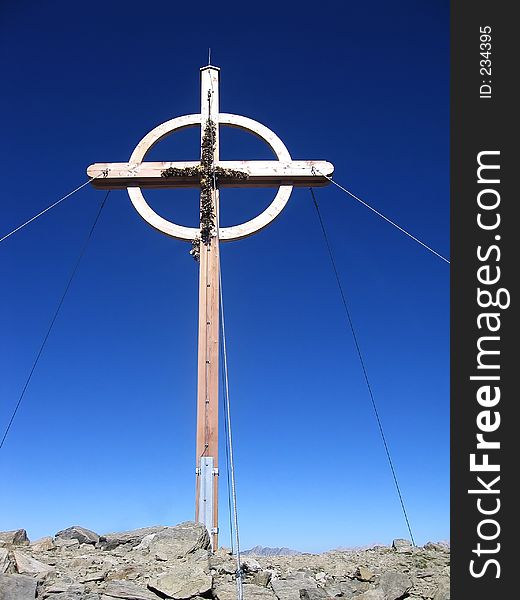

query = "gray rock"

[
  {"left": 432, "top": 578, "right": 450, "bottom": 600},
  {"left": 323, "top": 579, "right": 370, "bottom": 597},
  {"left": 355, "top": 566, "right": 375, "bottom": 582},
  {"left": 378, "top": 571, "right": 412, "bottom": 600},
  {"left": 147, "top": 522, "right": 210, "bottom": 559},
  {"left": 0, "top": 523, "right": 450, "bottom": 600},
  {"left": 133, "top": 534, "right": 155, "bottom": 551},
  {"left": 30, "top": 536, "right": 55, "bottom": 552},
  {"left": 148, "top": 563, "right": 212, "bottom": 599},
  {"left": 0, "top": 530, "right": 29, "bottom": 547},
  {"left": 103, "top": 579, "right": 158, "bottom": 599},
  {"left": 391, "top": 539, "right": 413, "bottom": 554},
  {"left": 215, "top": 582, "right": 276, "bottom": 600},
  {"left": 356, "top": 591, "right": 385, "bottom": 600},
  {"left": 51, "top": 594, "right": 97, "bottom": 600},
  {"left": 54, "top": 538, "right": 80, "bottom": 549},
  {"left": 0, "top": 548, "right": 10, "bottom": 573},
  {"left": 79, "top": 570, "right": 107, "bottom": 583},
  {"left": 0, "top": 573, "right": 38, "bottom": 599},
  {"left": 252, "top": 571, "right": 272, "bottom": 587},
  {"left": 12, "top": 550, "right": 53, "bottom": 576},
  {"left": 45, "top": 582, "right": 85, "bottom": 594},
  {"left": 55, "top": 526, "right": 99, "bottom": 546},
  {"left": 271, "top": 577, "right": 317, "bottom": 600},
  {"left": 242, "top": 557, "right": 262, "bottom": 572},
  {"left": 154, "top": 551, "right": 168, "bottom": 562},
  {"left": 424, "top": 542, "right": 450, "bottom": 553},
  {"left": 243, "top": 546, "right": 301, "bottom": 557},
  {"left": 299, "top": 589, "right": 330, "bottom": 600},
  {"left": 98, "top": 527, "right": 166, "bottom": 551},
  {"left": 415, "top": 569, "right": 436, "bottom": 579},
  {"left": 209, "top": 549, "right": 236, "bottom": 574}
]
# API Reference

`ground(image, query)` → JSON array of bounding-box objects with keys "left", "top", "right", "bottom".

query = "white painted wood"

[
  {"left": 87, "top": 160, "right": 334, "bottom": 188},
  {"left": 106, "top": 111, "right": 328, "bottom": 241}
]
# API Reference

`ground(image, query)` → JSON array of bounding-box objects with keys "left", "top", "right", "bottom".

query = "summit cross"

[{"left": 87, "top": 65, "right": 334, "bottom": 549}]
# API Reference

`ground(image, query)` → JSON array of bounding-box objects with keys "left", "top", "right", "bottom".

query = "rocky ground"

[{"left": 0, "top": 522, "right": 450, "bottom": 600}]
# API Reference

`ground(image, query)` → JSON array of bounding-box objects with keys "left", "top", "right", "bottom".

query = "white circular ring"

[{"left": 126, "top": 113, "right": 293, "bottom": 241}]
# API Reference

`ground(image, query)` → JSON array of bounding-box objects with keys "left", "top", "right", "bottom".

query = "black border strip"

[{"left": 451, "top": 1, "right": 516, "bottom": 596}]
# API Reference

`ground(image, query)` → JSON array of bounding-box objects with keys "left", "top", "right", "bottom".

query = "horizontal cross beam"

[{"left": 87, "top": 160, "right": 333, "bottom": 189}]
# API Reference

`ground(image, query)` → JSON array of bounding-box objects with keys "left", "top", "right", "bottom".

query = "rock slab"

[
  {"left": 147, "top": 522, "right": 211, "bottom": 559},
  {"left": 148, "top": 564, "right": 212, "bottom": 599},
  {"left": 379, "top": 570, "right": 412, "bottom": 600},
  {"left": 55, "top": 525, "right": 100, "bottom": 545},
  {"left": 12, "top": 550, "right": 53, "bottom": 576},
  {"left": 0, "top": 530, "right": 29, "bottom": 547},
  {"left": 103, "top": 579, "right": 159, "bottom": 599},
  {"left": 0, "top": 573, "right": 38, "bottom": 600}
]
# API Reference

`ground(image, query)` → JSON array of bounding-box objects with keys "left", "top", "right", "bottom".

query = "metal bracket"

[{"left": 198, "top": 456, "right": 215, "bottom": 544}]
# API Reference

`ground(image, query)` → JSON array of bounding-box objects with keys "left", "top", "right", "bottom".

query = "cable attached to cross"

[
  {"left": 311, "top": 167, "right": 449, "bottom": 264},
  {"left": 215, "top": 206, "right": 244, "bottom": 600},
  {"left": 0, "top": 190, "right": 110, "bottom": 451},
  {"left": 310, "top": 187, "right": 417, "bottom": 546},
  {"left": 0, "top": 171, "right": 108, "bottom": 245}
]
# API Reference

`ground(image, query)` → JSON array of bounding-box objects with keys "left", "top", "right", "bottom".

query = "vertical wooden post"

[{"left": 195, "top": 65, "right": 220, "bottom": 549}]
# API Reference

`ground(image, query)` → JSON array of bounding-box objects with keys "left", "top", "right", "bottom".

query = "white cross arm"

[{"left": 87, "top": 160, "right": 334, "bottom": 189}]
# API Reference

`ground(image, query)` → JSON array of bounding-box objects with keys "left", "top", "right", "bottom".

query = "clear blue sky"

[{"left": 0, "top": 1, "right": 449, "bottom": 552}]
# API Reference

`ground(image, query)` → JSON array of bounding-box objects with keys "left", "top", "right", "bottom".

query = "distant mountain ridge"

[{"left": 242, "top": 545, "right": 301, "bottom": 556}]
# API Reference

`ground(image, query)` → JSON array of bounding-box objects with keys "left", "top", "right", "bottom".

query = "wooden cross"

[{"left": 87, "top": 65, "right": 334, "bottom": 549}]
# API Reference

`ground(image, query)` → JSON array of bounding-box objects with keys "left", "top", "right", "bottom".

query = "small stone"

[
  {"left": 424, "top": 542, "right": 450, "bottom": 552},
  {"left": 107, "top": 566, "right": 141, "bottom": 581},
  {"left": 209, "top": 549, "right": 236, "bottom": 574},
  {"left": 252, "top": 570, "right": 272, "bottom": 587},
  {"left": 432, "top": 578, "right": 450, "bottom": 600},
  {"left": 355, "top": 566, "right": 375, "bottom": 582},
  {"left": 242, "top": 557, "right": 261, "bottom": 572},
  {"left": 271, "top": 577, "right": 317, "bottom": 600},
  {"left": 55, "top": 526, "right": 99, "bottom": 545},
  {"left": 299, "top": 589, "right": 330, "bottom": 600},
  {"left": 54, "top": 537, "right": 80, "bottom": 549},
  {"left": 356, "top": 591, "right": 385, "bottom": 600},
  {"left": 12, "top": 550, "right": 54, "bottom": 576},
  {"left": 134, "top": 534, "right": 156, "bottom": 551},
  {"left": 155, "top": 552, "right": 168, "bottom": 561},
  {"left": 80, "top": 570, "right": 108, "bottom": 583},
  {"left": 215, "top": 582, "right": 276, "bottom": 600},
  {"left": 98, "top": 526, "right": 166, "bottom": 551},
  {"left": 1, "top": 548, "right": 10, "bottom": 573},
  {"left": 45, "top": 581, "right": 78, "bottom": 593},
  {"left": 323, "top": 579, "right": 370, "bottom": 597},
  {"left": 187, "top": 548, "right": 211, "bottom": 568},
  {"left": 53, "top": 594, "right": 91, "bottom": 600},
  {"left": 391, "top": 539, "right": 413, "bottom": 554},
  {"left": 103, "top": 579, "right": 158, "bottom": 599},
  {"left": 30, "top": 536, "right": 55, "bottom": 552},
  {"left": 147, "top": 522, "right": 210, "bottom": 559},
  {"left": 416, "top": 569, "right": 435, "bottom": 578},
  {"left": 47, "top": 583, "right": 87, "bottom": 596},
  {"left": 0, "top": 529, "right": 29, "bottom": 547},
  {"left": 0, "top": 573, "right": 38, "bottom": 599},
  {"left": 148, "top": 564, "right": 212, "bottom": 599},
  {"left": 378, "top": 571, "right": 412, "bottom": 600}
]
